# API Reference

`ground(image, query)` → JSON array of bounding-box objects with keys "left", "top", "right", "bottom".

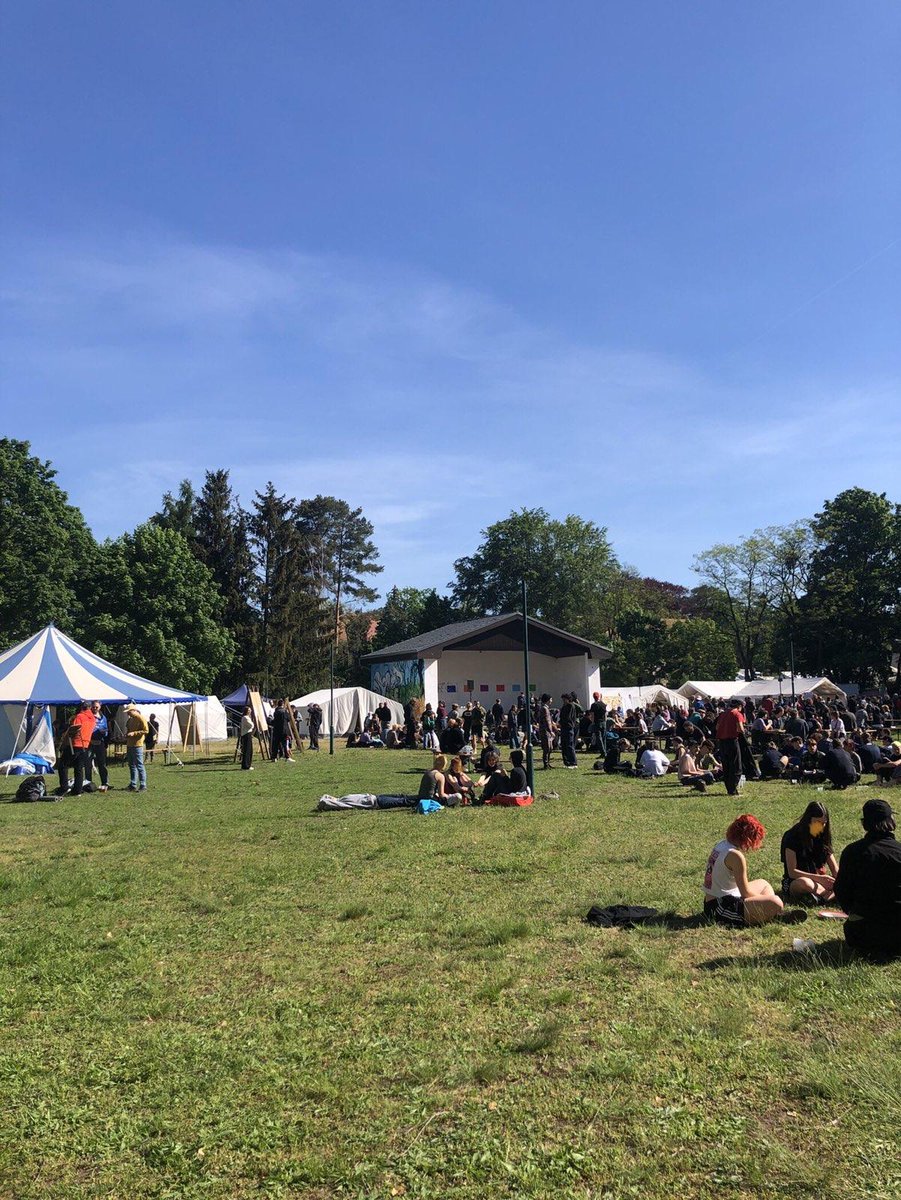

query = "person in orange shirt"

[{"left": 65, "top": 701, "right": 97, "bottom": 796}]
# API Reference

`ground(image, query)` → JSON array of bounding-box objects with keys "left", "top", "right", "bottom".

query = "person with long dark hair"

[{"left": 779, "top": 801, "right": 838, "bottom": 903}]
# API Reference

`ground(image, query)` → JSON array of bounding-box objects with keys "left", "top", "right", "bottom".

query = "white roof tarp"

[
  {"left": 0, "top": 625, "right": 204, "bottom": 705},
  {"left": 110, "top": 697, "right": 229, "bottom": 745},
  {"left": 601, "top": 685, "right": 690, "bottom": 713},
  {"left": 678, "top": 678, "right": 846, "bottom": 703},
  {"left": 290, "top": 687, "right": 404, "bottom": 737}
]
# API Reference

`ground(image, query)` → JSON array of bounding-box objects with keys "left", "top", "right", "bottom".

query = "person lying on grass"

[
  {"left": 418, "top": 753, "right": 462, "bottom": 805},
  {"left": 703, "top": 814, "right": 806, "bottom": 927},
  {"left": 779, "top": 800, "right": 838, "bottom": 904}
]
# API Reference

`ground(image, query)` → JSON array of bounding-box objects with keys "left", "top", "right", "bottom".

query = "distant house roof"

[{"left": 361, "top": 612, "right": 612, "bottom": 664}]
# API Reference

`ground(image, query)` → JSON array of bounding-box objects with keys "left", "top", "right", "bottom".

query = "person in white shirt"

[
  {"left": 703, "top": 814, "right": 798, "bottom": 927},
  {"left": 639, "top": 746, "right": 670, "bottom": 777}
]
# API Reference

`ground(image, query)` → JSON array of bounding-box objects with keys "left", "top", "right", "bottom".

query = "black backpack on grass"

[{"left": 14, "top": 776, "right": 50, "bottom": 802}]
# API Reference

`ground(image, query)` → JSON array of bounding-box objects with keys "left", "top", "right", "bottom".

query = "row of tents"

[{"left": 0, "top": 625, "right": 404, "bottom": 768}]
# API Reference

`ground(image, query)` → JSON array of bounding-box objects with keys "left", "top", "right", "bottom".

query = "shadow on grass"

[{"left": 697, "top": 938, "right": 868, "bottom": 971}]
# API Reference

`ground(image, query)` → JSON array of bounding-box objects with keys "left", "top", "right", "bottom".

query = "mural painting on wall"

[{"left": 370, "top": 659, "right": 424, "bottom": 704}]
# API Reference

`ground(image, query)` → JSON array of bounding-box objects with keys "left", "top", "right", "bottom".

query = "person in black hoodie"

[{"left": 834, "top": 799, "right": 901, "bottom": 957}]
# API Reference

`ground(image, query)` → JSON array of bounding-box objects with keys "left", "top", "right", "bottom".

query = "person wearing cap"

[
  {"left": 834, "top": 799, "right": 901, "bottom": 957},
  {"left": 125, "top": 705, "right": 150, "bottom": 792}
]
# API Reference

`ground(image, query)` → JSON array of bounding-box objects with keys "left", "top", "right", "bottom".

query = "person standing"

[
  {"left": 507, "top": 702, "right": 519, "bottom": 749},
  {"left": 559, "top": 692, "right": 578, "bottom": 768},
  {"left": 239, "top": 705, "right": 255, "bottom": 770},
  {"left": 270, "top": 699, "right": 293, "bottom": 762},
  {"left": 307, "top": 702, "right": 322, "bottom": 751},
  {"left": 539, "top": 694, "right": 555, "bottom": 770},
  {"left": 125, "top": 705, "right": 149, "bottom": 792},
  {"left": 145, "top": 713, "right": 160, "bottom": 762},
  {"left": 66, "top": 701, "right": 97, "bottom": 796},
  {"left": 88, "top": 701, "right": 110, "bottom": 792},
  {"left": 716, "top": 699, "right": 747, "bottom": 797},
  {"left": 589, "top": 692, "right": 607, "bottom": 753}
]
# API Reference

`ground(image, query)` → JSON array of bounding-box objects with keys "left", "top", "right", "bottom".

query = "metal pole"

[
  {"left": 789, "top": 632, "right": 796, "bottom": 703},
  {"left": 521, "top": 579, "right": 534, "bottom": 796},
  {"left": 329, "top": 641, "right": 335, "bottom": 756}
]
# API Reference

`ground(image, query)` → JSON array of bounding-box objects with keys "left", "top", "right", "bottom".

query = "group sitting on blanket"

[{"left": 703, "top": 798, "right": 901, "bottom": 958}]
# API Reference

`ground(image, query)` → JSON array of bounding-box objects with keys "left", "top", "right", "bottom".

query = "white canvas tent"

[
  {"left": 291, "top": 687, "right": 404, "bottom": 737},
  {"left": 678, "top": 677, "right": 847, "bottom": 704},
  {"left": 600, "top": 685, "right": 689, "bottom": 714},
  {"left": 110, "top": 697, "right": 229, "bottom": 746},
  {"left": 0, "top": 704, "right": 56, "bottom": 767}
]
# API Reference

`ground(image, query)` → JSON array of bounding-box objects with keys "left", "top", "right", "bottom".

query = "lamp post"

[
  {"left": 789, "top": 630, "right": 797, "bottom": 703},
  {"left": 521, "top": 579, "right": 535, "bottom": 797},
  {"left": 329, "top": 640, "right": 335, "bottom": 756}
]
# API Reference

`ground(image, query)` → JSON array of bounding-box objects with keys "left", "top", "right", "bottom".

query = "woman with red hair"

[{"left": 703, "top": 814, "right": 801, "bottom": 926}]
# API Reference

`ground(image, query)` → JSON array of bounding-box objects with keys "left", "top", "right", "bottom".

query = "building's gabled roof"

[{"left": 361, "top": 612, "right": 612, "bottom": 664}]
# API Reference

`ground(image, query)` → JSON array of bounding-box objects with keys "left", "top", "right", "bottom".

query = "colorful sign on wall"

[{"left": 370, "top": 659, "right": 424, "bottom": 704}]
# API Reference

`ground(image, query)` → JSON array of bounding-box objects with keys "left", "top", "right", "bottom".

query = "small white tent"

[
  {"left": 291, "top": 687, "right": 404, "bottom": 737},
  {"left": 110, "top": 697, "right": 229, "bottom": 746},
  {"left": 678, "top": 678, "right": 846, "bottom": 704},
  {"left": 600, "top": 685, "right": 689, "bottom": 714}
]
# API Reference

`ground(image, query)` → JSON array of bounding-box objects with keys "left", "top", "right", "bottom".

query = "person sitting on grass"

[
  {"left": 446, "top": 754, "right": 476, "bottom": 804},
  {"left": 703, "top": 814, "right": 805, "bottom": 927},
  {"left": 418, "top": 753, "right": 462, "bottom": 806},
  {"left": 823, "top": 739, "right": 860, "bottom": 789},
  {"left": 873, "top": 741, "right": 901, "bottom": 785},
  {"left": 597, "top": 737, "right": 635, "bottom": 774},
  {"left": 834, "top": 798, "right": 901, "bottom": 957},
  {"left": 759, "top": 739, "right": 790, "bottom": 780},
  {"left": 676, "top": 744, "right": 716, "bottom": 792},
  {"left": 696, "top": 739, "right": 723, "bottom": 781},
  {"left": 779, "top": 800, "right": 838, "bottom": 904},
  {"left": 639, "top": 743, "right": 671, "bottom": 777}
]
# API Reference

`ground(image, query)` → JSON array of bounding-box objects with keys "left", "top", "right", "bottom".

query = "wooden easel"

[{"left": 248, "top": 688, "right": 271, "bottom": 760}]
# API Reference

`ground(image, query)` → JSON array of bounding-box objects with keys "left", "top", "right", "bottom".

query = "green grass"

[{"left": 0, "top": 749, "right": 898, "bottom": 1199}]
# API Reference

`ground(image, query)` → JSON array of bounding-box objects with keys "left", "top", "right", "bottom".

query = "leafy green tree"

[
  {"left": 194, "top": 470, "right": 257, "bottom": 688},
  {"left": 603, "top": 609, "right": 668, "bottom": 685},
  {"left": 692, "top": 535, "right": 778, "bottom": 680},
  {"left": 452, "top": 508, "right": 618, "bottom": 640},
  {"left": 661, "top": 618, "right": 738, "bottom": 682},
  {"left": 373, "top": 586, "right": 458, "bottom": 651},
  {"left": 296, "top": 496, "right": 383, "bottom": 645},
  {"left": 150, "top": 479, "right": 198, "bottom": 542},
  {"left": 796, "top": 488, "right": 901, "bottom": 686},
  {"left": 78, "top": 523, "right": 235, "bottom": 692},
  {"left": 0, "top": 439, "right": 95, "bottom": 645},
  {"left": 249, "top": 484, "right": 328, "bottom": 696}
]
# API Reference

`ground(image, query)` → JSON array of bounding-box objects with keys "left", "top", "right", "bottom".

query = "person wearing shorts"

[{"left": 703, "top": 814, "right": 793, "bottom": 927}]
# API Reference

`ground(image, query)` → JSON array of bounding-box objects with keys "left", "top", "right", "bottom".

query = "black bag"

[{"left": 14, "top": 775, "right": 50, "bottom": 803}]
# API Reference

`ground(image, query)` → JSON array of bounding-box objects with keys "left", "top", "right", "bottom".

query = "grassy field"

[{"left": 0, "top": 747, "right": 898, "bottom": 1200}]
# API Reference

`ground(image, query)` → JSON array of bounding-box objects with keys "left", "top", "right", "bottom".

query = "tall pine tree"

[{"left": 194, "top": 470, "right": 256, "bottom": 689}]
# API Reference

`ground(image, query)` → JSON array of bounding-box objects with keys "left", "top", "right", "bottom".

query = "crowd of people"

[
  {"left": 704, "top": 798, "right": 900, "bottom": 956},
  {"left": 54, "top": 701, "right": 159, "bottom": 795}
]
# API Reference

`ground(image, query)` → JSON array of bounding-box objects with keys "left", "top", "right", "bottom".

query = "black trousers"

[
  {"left": 844, "top": 920, "right": 901, "bottom": 958},
  {"left": 718, "top": 738, "right": 742, "bottom": 795},
  {"left": 89, "top": 741, "right": 108, "bottom": 786},
  {"left": 560, "top": 726, "right": 576, "bottom": 766},
  {"left": 71, "top": 747, "right": 90, "bottom": 794},
  {"left": 240, "top": 732, "right": 254, "bottom": 769},
  {"left": 309, "top": 725, "right": 320, "bottom": 749}
]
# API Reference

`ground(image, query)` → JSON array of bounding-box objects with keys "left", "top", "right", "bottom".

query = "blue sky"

[{"left": 2, "top": 1, "right": 899, "bottom": 595}]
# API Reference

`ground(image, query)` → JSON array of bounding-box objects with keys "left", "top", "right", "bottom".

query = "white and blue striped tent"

[
  {"left": 0, "top": 625, "right": 206, "bottom": 764},
  {"left": 0, "top": 624, "right": 204, "bottom": 706}
]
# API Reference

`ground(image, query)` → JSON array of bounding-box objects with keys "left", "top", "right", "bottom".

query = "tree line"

[{"left": 1, "top": 438, "right": 898, "bottom": 694}]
